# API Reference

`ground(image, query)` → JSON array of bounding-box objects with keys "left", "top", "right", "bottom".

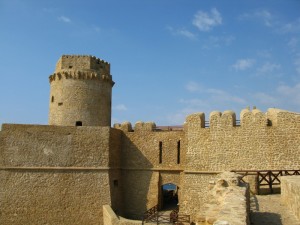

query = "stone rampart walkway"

[{"left": 250, "top": 194, "right": 300, "bottom": 225}]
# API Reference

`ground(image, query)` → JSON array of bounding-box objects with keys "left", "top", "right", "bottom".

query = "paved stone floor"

[{"left": 250, "top": 194, "right": 300, "bottom": 225}]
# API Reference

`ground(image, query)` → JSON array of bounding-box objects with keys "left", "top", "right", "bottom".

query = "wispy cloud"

[
  {"left": 253, "top": 92, "right": 279, "bottom": 105},
  {"left": 167, "top": 26, "right": 196, "bottom": 39},
  {"left": 185, "top": 81, "right": 246, "bottom": 104},
  {"left": 257, "top": 50, "right": 272, "bottom": 59},
  {"left": 113, "top": 104, "right": 127, "bottom": 111},
  {"left": 201, "top": 35, "right": 235, "bottom": 49},
  {"left": 294, "top": 56, "right": 300, "bottom": 75},
  {"left": 185, "top": 81, "right": 201, "bottom": 92},
  {"left": 167, "top": 82, "right": 247, "bottom": 124},
  {"left": 240, "top": 9, "right": 273, "bottom": 27},
  {"left": 192, "top": 8, "right": 222, "bottom": 31},
  {"left": 58, "top": 16, "right": 71, "bottom": 23},
  {"left": 256, "top": 62, "right": 281, "bottom": 75},
  {"left": 43, "top": 7, "right": 57, "bottom": 13},
  {"left": 232, "top": 59, "right": 255, "bottom": 71},
  {"left": 277, "top": 83, "right": 300, "bottom": 106},
  {"left": 279, "top": 18, "right": 300, "bottom": 34},
  {"left": 176, "top": 29, "right": 196, "bottom": 39},
  {"left": 288, "top": 37, "right": 299, "bottom": 51},
  {"left": 253, "top": 82, "right": 300, "bottom": 111}
]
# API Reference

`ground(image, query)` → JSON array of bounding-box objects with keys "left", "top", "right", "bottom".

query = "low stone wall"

[
  {"left": 103, "top": 205, "right": 157, "bottom": 225},
  {"left": 196, "top": 172, "right": 250, "bottom": 225},
  {"left": 281, "top": 176, "right": 300, "bottom": 221}
]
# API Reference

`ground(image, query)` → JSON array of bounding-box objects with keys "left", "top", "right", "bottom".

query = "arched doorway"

[{"left": 161, "top": 183, "right": 179, "bottom": 210}]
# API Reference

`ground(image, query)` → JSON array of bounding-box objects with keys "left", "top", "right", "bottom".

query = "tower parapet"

[{"left": 48, "top": 55, "right": 114, "bottom": 127}]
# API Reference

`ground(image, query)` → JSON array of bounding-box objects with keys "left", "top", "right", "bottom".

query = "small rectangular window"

[
  {"left": 113, "top": 180, "right": 118, "bottom": 187},
  {"left": 76, "top": 121, "right": 82, "bottom": 126},
  {"left": 177, "top": 141, "right": 181, "bottom": 164},
  {"left": 159, "top": 141, "right": 162, "bottom": 164},
  {"left": 51, "top": 96, "right": 54, "bottom": 103},
  {"left": 58, "top": 102, "right": 63, "bottom": 106}
]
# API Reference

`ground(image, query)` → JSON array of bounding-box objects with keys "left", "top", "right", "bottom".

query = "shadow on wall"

[
  {"left": 108, "top": 129, "right": 123, "bottom": 217},
  {"left": 119, "top": 134, "right": 155, "bottom": 220},
  {"left": 250, "top": 212, "right": 283, "bottom": 225}
]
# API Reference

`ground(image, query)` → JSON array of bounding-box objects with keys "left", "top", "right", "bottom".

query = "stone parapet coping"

[
  {"left": 0, "top": 166, "right": 114, "bottom": 171},
  {"left": 0, "top": 167, "right": 223, "bottom": 174}
]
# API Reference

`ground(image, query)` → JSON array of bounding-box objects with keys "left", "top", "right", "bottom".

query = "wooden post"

[
  {"left": 256, "top": 172, "right": 260, "bottom": 195},
  {"left": 268, "top": 171, "right": 273, "bottom": 194}
]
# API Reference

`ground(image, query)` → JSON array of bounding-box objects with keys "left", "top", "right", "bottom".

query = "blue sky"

[{"left": 0, "top": 0, "right": 300, "bottom": 127}]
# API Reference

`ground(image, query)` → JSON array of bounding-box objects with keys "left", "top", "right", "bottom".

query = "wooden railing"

[
  {"left": 170, "top": 209, "right": 190, "bottom": 223},
  {"left": 142, "top": 206, "right": 190, "bottom": 224},
  {"left": 232, "top": 169, "right": 300, "bottom": 194},
  {"left": 142, "top": 205, "right": 158, "bottom": 224}
]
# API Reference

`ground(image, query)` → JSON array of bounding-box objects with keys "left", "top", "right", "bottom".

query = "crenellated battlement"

[
  {"left": 185, "top": 107, "right": 300, "bottom": 129},
  {"left": 55, "top": 55, "right": 110, "bottom": 73},
  {"left": 114, "top": 121, "right": 157, "bottom": 132},
  {"left": 113, "top": 122, "right": 133, "bottom": 132},
  {"left": 114, "top": 108, "right": 300, "bottom": 133},
  {"left": 240, "top": 107, "right": 268, "bottom": 127},
  {"left": 209, "top": 110, "right": 237, "bottom": 128},
  {"left": 49, "top": 70, "right": 114, "bottom": 86}
]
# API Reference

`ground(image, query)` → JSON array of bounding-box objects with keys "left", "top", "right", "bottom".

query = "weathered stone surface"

[
  {"left": 49, "top": 55, "right": 114, "bottom": 126},
  {"left": 196, "top": 172, "right": 250, "bottom": 225},
  {"left": 281, "top": 176, "right": 300, "bottom": 221},
  {"left": 0, "top": 124, "right": 122, "bottom": 225}
]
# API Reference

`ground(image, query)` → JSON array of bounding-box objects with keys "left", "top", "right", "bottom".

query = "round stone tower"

[{"left": 48, "top": 55, "right": 114, "bottom": 126}]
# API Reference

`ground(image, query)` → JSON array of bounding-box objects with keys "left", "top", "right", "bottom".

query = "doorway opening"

[{"left": 161, "top": 183, "right": 179, "bottom": 210}]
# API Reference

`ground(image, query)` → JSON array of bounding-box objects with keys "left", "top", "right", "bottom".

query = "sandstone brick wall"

[
  {"left": 281, "top": 176, "right": 300, "bottom": 221},
  {"left": 120, "top": 170, "right": 159, "bottom": 219},
  {"left": 180, "top": 172, "right": 217, "bottom": 221},
  {"left": 185, "top": 109, "right": 300, "bottom": 172},
  {"left": 1, "top": 107, "right": 299, "bottom": 224},
  {"left": 114, "top": 122, "right": 186, "bottom": 219},
  {"left": 0, "top": 170, "right": 110, "bottom": 225},
  {"left": 182, "top": 108, "right": 300, "bottom": 220},
  {"left": 116, "top": 121, "right": 186, "bottom": 170},
  {"left": 0, "top": 124, "right": 122, "bottom": 225},
  {"left": 55, "top": 55, "right": 110, "bottom": 73},
  {"left": 0, "top": 124, "right": 116, "bottom": 167},
  {"left": 103, "top": 205, "right": 156, "bottom": 225}
]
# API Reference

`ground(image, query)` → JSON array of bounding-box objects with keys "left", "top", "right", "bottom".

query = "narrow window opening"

[
  {"left": 113, "top": 180, "right": 118, "bottom": 187},
  {"left": 51, "top": 96, "right": 54, "bottom": 103},
  {"left": 75, "top": 121, "right": 82, "bottom": 126},
  {"left": 159, "top": 141, "right": 163, "bottom": 164},
  {"left": 58, "top": 102, "right": 63, "bottom": 106},
  {"left": 69, "top": 66, "right": 73, "bottom": 69},
  {"left": 177, "top": 141, "right": 181, "bottom": 164}
]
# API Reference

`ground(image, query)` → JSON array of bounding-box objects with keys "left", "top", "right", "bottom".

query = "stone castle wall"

[
  {"left": 180, "top": 108, "right": 300, "bottom": 219},
  {"left": 55, "top": 55, "right": 110, "bottom": 73},
  {"left": 185, "top": 108, "right": 300, "bottom": 172},
  {"left": 114, "top": 121, "right": 185, "bottom": 219},
  {"left": 0, "top": 124, "right": 122, "bottom": 225},
  {"left": 1, "top": 108, "right": 300, "bottom": 224}
]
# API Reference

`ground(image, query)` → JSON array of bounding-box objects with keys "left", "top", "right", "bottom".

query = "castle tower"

[{"left": 48, "top": 55, "right": 114, "bottom": 126}]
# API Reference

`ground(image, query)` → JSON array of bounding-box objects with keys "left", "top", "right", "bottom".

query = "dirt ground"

[{"left": 250, "top": 194, "right": 300, "bottom": 225}]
